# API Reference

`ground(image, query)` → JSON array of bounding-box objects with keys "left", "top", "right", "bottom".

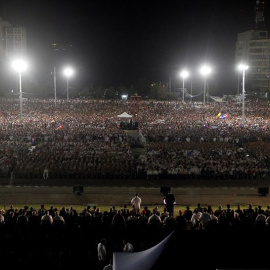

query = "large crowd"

[
  {"left": 0, "top": 97, "right": 270, "bottom": 180},
  {"left": 0, "top": 202, "right": 269, "bottom": 268},
  {"left": 2, "top": 202, "right": 270, "bottom": 234},
  {"left": 1, "top": 97, "right": 269, "bottom": 268}
]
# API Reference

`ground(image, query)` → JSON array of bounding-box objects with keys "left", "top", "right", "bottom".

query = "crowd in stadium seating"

[{"left": 1, "top": 97, "right": 270, "bottom": 180}]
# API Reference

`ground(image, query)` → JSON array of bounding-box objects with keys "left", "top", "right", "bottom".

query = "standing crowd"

[{"left": 1, "top": 199, "right": 270, "bottom": 268}]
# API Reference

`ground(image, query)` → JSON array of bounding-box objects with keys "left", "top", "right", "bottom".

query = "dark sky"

[{"left": 1, "top": 0, "right": 269, "bottom": 94}]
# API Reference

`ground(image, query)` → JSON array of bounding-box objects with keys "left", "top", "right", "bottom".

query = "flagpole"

[
  {"left": 190, "top": 81, "right": 192, "bottom": 103},
  {"left": 54, "top": 66, "right": 57, "bottom": 108}
]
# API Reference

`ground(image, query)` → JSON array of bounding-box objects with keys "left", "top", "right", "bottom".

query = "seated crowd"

[{"left": 1, "top": 98, "right": 270, "bottom": 180}]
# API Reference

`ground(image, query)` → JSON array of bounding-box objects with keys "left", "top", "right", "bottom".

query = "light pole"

[
  {"left": 12, "top": 59, "right": 27, "bottom": 121},
  {"left": 237, "top": 72, "right": 240, "bottom": 96},
  {"left": 180, "top": 70, "right": 189, "bottom": 103},
  {"left": 200, "top": 65, "right": 211, "bottom": 105},
  {"left": 54, "top": 66, "right": 57, "bottom": 108},
  {"left": 190, "top": 81, "right": 193, "bottom": 103},
  {"left": 238, "top": 63, "right": 249, "bottom": 123},
  {"left": 63, "top": 67, "right": 74, "bottom": 101}
]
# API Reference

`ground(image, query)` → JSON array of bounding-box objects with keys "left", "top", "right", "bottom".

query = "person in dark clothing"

[
  {"left": 6, "top": 204, "right": 15, "bottom": 216},
  {"left": 17, "top": 210, "right": 29, "bottom": 228},
  {"left": 142, "top": 206, "right": 151, "bottom": 218},
  {"left": 165, "top": 192, "right": 176, "bottom": 216},
  {"left": 175, "top": 210, "right": 187, "bottom": 230},
  {"left": 112, "top": 210, "right": 126, "bottom": 229},
  {"left": 183, "top": 205, "right": 193, "bottom": 221}
]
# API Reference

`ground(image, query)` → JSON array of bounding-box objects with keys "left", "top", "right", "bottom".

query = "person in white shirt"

[
  {"left": 131, "top": 193, "right": 141, "bottom": 211},
  {"left": 256, "top": 211, "right": 266, "bottom": 224},
  {"left": 97, "top": 238, "right": 107, "bottom": 262},
  {"left": 41, "top": 210, "right": 53, "bottom": 225},
  {"left": 0, "top": 210, "right": 5, "bottom": 224},
  {"left": 200, "top": 208, "right": 211, "bottom": 228},
  {"left": 191, "top": 208, "right": 202, "bottom": 227},
  {"left": 123, "top": 240, "right": 134, "bottom": 252},
  {"left": 53, "top": 211, "right": 65, "bottom": 225},
  {"left": 160, "top": 208, "right": 169, "bottom": 222},
  {"left": 148, "top": 209, "right": 162, "bottom": 225},
  {"left": 265, "top": 215, "right": 270, "bottom": 226},
  {"left": 103, "top": 260, "right": 113, "bottom": 270}
]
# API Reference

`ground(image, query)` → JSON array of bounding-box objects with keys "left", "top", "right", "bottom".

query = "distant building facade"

[
  {"left": 235, "top": 0, "right": 270, "bottom": 97},
  {"left": 0, "top": 17, "right": 27, "bottom": 59},
  {"left": 235, "top": 30, "right": 270, "bottom": 96}
]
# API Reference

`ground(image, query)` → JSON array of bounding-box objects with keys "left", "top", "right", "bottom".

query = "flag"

[
  {"left": 113, "top": 231, "right": 173, "bottom": 270},
  {"left": 201, "top": 115, "right": 205, "bottom": 122},
  {"left": 219, "top": 113, "right": 229, "bottom": 119},
  {"left": 56, "top": 124, "right": 63, "bottom": 130},
  {"left": 216, "top": 112, "right": 221, "bottom": 119}
]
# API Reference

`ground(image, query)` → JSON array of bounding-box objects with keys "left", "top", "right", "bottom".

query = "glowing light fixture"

[
  {"left": 12, "top": 59, "right": 28, "bottom": 121},
  {"left": 180, "top": 70, "right": 189, "bottom": 102},
  {"left": 200, "top": 65, "right": 212, "bottom": 105}
]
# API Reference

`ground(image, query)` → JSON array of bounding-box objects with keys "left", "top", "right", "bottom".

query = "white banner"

[{"left": 113, "top": 231, "right": 174, "bottom": 270}]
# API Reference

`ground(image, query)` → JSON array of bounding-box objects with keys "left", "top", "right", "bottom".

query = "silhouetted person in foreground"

[{"left": 165, "top": 191, "right": 176, "bottom": 216}]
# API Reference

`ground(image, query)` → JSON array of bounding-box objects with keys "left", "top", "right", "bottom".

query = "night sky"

[{"left": 1, "top": 0, "right": 269, "bottom": 95}]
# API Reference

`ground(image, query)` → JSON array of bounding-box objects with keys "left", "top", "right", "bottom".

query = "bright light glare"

[
  {"left": 180, "top": 70, "right": 189, "bottom": 79},
  {"left": 238, "top": 64, "right": 249, "bottom": 71},
  {"left": 200, "top": 65, "right": 211, "bottom": 76},
  {"left": 12, "top": 59, "right": 27, "bottom": 72},
  {"left": 63, "top": 67, "right": 74, "bottom": 77}
]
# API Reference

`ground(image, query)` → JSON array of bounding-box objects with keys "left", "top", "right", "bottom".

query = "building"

[
  {"left": 235, "top": 0, "right": 270, "bottom": 97},
  {"left": 0, "top": 17, "right": 27, "bottom": 96},
  {"left": 0, "top": 17, "right": 27, "bottom": 60}
]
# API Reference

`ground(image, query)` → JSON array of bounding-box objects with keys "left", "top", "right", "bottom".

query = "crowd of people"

[
  {"left": 2, "top": 201, "right": 270, "bottom": 235},
  {"left": 0, "top": 97, "right": 270, "bottom": 181},
  {"left": 0, "top": 201, "right": 270, "bottom": 267},
  {"left": 1, "top": 97, "right": 269, "bottom": 268}
]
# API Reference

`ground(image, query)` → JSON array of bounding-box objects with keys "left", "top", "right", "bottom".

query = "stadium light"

[
  {"left": 63, "top": 67, "right": 74, "bottom": 101},
  {"left": 180, "top": 70, "right": 189, "bottom": 103},
  {"left": 238, "top": 63, "right": 249, "bottom": 123},
  {"left": 12, "top": 59, "right": 28, "bottom": 121},
  {"left": 200, "top": 65, "right": 211, "bottom": 105}
]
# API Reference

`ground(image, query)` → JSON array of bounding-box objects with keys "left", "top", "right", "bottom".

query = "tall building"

[
  {"left": 235, "top": 0, "right": 270, "bottom": 96},
  {"left": 0, "top": 17, "right": 27, "bottom": 60},
  {"left": 0, "top": 17, "right": 27, "bottom": 96}
]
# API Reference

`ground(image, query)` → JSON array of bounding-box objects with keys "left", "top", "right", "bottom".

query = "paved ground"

[{"left": 1, "top": 178, "right": 270, "bottom": 207}]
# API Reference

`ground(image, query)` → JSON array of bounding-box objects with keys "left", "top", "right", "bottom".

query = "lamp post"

[
  {"left": 54, "top": 66, "right": 57, "bottom": 108},
  {"left": 12, "top": 59, "right": 27, "bottom": 121},
  {"left": 237, "top": 72, "right": 240, "bottom": 96},
  {"left": 63, "top": 67, "right": 74, "bottom": 101},
  {"left": 238, "top": 63, "right": 249, "bottom": 123},
  {"left": 190, "top": 81, "right": 193, "bottom": 103},
  {"left": 200, "top": 65, "right": 211, "bottom": 105},
  {"left": 180, "top": 70, "right": 189, "bottom": 103}
]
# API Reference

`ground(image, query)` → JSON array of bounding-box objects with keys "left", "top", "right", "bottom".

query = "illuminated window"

[
  {"left": 6, "top": 28, "right": 13, "bottom": 35},
  {"left": 14, "top": 28, "right": 21, "bottom": 34}
]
